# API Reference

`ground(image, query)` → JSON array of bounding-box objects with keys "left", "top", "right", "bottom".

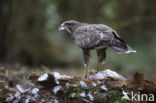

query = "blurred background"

[{"left": 0, "top": 0, "right": 156, "bottom": 79}]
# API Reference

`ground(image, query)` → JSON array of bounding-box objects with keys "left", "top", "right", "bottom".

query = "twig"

[{"left": 80, "top": 97, "right": 93, "bottom": 103}]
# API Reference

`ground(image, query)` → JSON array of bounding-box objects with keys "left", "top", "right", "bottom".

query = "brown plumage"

[{"left": 59, "top": 20, "right": 136, "bottom": 77}]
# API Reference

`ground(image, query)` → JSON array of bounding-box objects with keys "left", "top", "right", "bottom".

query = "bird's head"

[{"left": 59, "top": 20, "right": 80, "bottom": 34}]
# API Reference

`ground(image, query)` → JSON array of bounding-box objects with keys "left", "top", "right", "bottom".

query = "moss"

[
  {"left": 57, "top": 83, "right": 133, "bottom": 103},
  {"left": 93, "top": 90, "right": 136, "bottom": 103}
]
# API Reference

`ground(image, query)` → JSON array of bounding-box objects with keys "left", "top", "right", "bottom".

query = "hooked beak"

[
  {"left": 59, "top": 23, "right": 71, "bottom": 33},
  {"left": 59, "top": 23, "right": 65, "bottom": 31}
]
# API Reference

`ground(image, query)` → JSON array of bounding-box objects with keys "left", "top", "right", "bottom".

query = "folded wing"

[{"left": 73, "top": 24, "right": 136, "bottom": 53}]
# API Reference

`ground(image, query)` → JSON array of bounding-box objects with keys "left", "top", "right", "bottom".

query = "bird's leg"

[
  {"left": 84, "top": 63, "right": 89, "bottom": 78},
  {"left": 82, "top": 49, "right": 90, "bottom": 78},
  {"left": 96, "top": 48, "right": 107, "bottom": 72}
]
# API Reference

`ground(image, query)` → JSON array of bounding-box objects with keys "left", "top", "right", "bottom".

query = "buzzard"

[{"left": 59, "top": 20, "right": 136, "bottom": 77}]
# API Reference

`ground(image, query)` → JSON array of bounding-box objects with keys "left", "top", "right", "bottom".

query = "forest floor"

[{"left": 0, "top": 65, "right": 156, "bottom": 103}]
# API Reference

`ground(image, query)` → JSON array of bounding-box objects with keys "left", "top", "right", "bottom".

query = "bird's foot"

[
  {"left": 84, "top": 74, "right": 88, "bottom": 78},
  {"left": 96, "top": 69, "right": 99, "bottom": 73}
]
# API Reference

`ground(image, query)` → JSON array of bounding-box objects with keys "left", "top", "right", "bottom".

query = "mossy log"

[{"left": 2, "top": 69, "right": 156, "bottom": 103}]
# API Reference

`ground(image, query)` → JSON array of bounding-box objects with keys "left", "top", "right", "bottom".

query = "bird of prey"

[{"left": 59, "top": 20, "right": 136, "bottom": 77}]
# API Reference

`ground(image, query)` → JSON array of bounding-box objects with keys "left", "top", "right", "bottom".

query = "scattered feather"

[
  {"left": 70, "top": 93, "right": 76, "bottom": 98},
  {"left": 38, "top": 73, "right": 48, "bottom": 81},
  {"left": 16, "top": 84, "right": 25, "bottom": 93},
  {"left": 114, "top": 100, "right": 120, "bottom": 103},
  {"left": 79, "top": 92, "right": 86, "bottom": 97},
  {"left": 25, "top": 95, "right": 31, "bottom": 103},
  {"left": 16, "top": 84, "right": 30, "bottom": 93},
  {"left": 92, "top": 82, "right": 97, "bottom": 87},
  {"left": 53, "top": 72, "right": 72, "bottom": 84},
  {"left": 80, "top": 81, "right": 87, "bottom": 88},
  {"left": 87, "top": 92, "right": 94, "bottom": 101},
  {"left": 72, "top": 84, "right": 77, "bottom": 87},
  {"left": 93, "top": 92, "right": 98, "bottom": 95},
  {"left": 66, "top": 82, "right": 70, "bottom": 87},
  {"left": 89, "top": 69, "right": 126, "bottom": 80},
  {"left": 53, "top": 86, "right": 62, "bottom": 94},
  {"left": 53, "top": 72, "right": 72, "bottom": 79},
  {"left": 31, "top": 88, "right": 39, "bottom": 94},
  {"left": 101, "top": 85, "right": 108, "bottom": 91},
  {"left": 97, "top": 81, "right": 101, "bottom": 84},
  {"left": 53, "top": 98, "right": 58, "bottom": 103}
]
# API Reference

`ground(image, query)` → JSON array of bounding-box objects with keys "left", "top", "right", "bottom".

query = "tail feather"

[
  {"left": 110, "top": 40, "right": 136, "bottom": 53},
  {"left": 112, "top": 45, "right": 136, "bottom": 54},
  {"left": 110, "top": 31, "right": 136, "bottom": 53},
  {"left": 125, "top": 45, "right": 136, "bottom": 53}
]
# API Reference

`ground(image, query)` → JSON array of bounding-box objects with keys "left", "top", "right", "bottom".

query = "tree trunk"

[{"left": 0, "top": 0, "right": 12, "bottom": 61}]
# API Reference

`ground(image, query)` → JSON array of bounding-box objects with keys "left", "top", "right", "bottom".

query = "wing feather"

[{"left": 73, "top": 24, "right": 114, "bottom": 49}]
